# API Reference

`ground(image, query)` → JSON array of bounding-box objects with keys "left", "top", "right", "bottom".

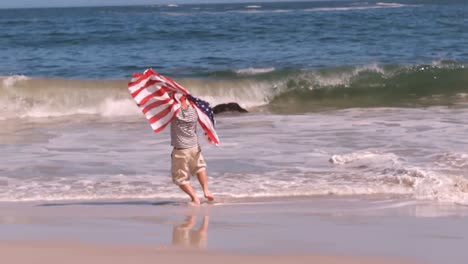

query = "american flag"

[
  {"left": 128, "top": 68, "right": 219, "bottom": 145},
  {"left": 187, "top": 94, "right": 215, "bottom": 127}
]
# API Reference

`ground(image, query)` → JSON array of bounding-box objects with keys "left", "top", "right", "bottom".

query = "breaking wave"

[{"left": 1, "top": 61, "right": 467, "bottom": 119}]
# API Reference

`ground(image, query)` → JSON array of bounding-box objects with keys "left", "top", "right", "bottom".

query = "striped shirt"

[{"left": 170, "top": 104, "right": 198, "bottom": 149}]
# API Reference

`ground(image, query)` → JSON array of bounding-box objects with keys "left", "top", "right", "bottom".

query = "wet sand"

[
  {"left": 0, "top": 241, "right": 415, "bottom": 264},
  {"left": 0, "top": 198, "right": 467, "bottom": 264}
]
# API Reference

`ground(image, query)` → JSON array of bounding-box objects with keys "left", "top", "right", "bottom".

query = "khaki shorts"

[{"left": 171, "top": 145, "right": 206, "bottom": 186}]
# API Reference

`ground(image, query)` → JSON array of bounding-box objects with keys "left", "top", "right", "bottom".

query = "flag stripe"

[
  {"left": 150, "top": 104, "right": 181, "bottom": 133},
  {"left": 142, "top": 98, "right": 173, "bottom": 115},
  {"left": 131, "top": 79, "right": 163, "bottom": 98},
  {"left": 145, "top": 100, "right": 177, "bottom": 122},
  {"left": 134, "top": 85, "right": 167, "bottom": 107}
]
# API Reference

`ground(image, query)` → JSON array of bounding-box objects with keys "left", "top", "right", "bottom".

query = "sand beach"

[{"left": 1, "top": 198, "right": 467, "bottom": 264}]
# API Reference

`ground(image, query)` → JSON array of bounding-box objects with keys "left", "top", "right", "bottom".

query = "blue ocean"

[{"left": 0, "top": 0, "right": 468, "bottom": 205}]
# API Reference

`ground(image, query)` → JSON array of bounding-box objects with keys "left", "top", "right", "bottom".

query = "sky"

[{"left": 0, "top": 0, "right": 312, "bottom": 9}]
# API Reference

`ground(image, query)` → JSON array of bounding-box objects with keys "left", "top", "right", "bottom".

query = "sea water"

[{"left": 0, "top": 0, "right": 467, "bottom": 205}]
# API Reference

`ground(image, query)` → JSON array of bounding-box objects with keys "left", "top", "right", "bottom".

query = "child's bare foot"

[
  {"left": 187, "top": 197, "right": 201, "bottom": 206},
  {"left": 188, "top": 200, "right": 201, "bottom": 206},
  {"left": 204, "top": 191, "right": 214, "bottom": 201}
]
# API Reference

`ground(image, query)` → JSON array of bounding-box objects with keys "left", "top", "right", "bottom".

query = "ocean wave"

[
  {"left": 1, "top": 62, "right": 467, "bottom": 119},
  {"left": 268, "top": 61, "right": 468, "bottom": 112},
  {"left": 0, "top": 75, "right": 272, "bottom": 119},
  {"left": 0, "top": 77, "right": 139, "bottom": 119}
]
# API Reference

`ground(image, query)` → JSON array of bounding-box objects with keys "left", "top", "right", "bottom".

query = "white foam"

[
  {"left": 226, "top": 9, "right": 291, "bottom": 14},
  {"left": 150, "top": 2, "right": 416, "bottom": 16},
  {"left": 305, "top": 3, "right": 407, "bottom": 12},
  {"left": 227, "top": 3, "right": 409, "bottom": 15},
  {"left": 353, "top": 63, "right": 387, "bottom": 75},
  {"left": 330, "top": 151, "right": 399, "bottom": 165},
  {"left": 22, "top": 108, "right": 95, "bottom": 118},
  {"left": 398, "top": 169, "right": 468, "bottom": 206},
  {"left": 1, "top": 75, "right": 29, "bottom": 88},
  {"left": 331, "top": 150, "right": 468, "bottom": 206},
  {"left": 0, "top": 156, "right": 417, "bottom": 202},
  {"left": 19, "top": 98, "right": 140, "bottom": 118},
  {"left": 433, "top": 152, "right": 468, "bottom": 169},
  {"left": 0, "top": 174, "right": 189, "bottom": 202},
  {"left": 430, "top": 59, "right": 465, "bottom": 70},
  {"left": 98, "top": 98, "right": 140, "bottom": 117},
  {"left": 235, "top": 67, "right": 275, "bottom": 75},
  {"left": 187, "top": 78, "right": 277, "bottom": 109},
  {"left": 307, "top": 63, "right": 387, "bottom": 88},
  {"left": 376, "top": 2, "right": 405, "bottom": 7}
]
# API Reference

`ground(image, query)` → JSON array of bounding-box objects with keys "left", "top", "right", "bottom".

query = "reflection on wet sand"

[{"left": 172, "top": 216, "right": 208, "bottom": 249}]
